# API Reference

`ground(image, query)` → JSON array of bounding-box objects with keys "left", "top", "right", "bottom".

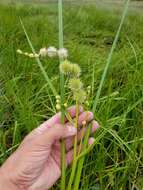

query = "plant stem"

[
  {"left": 73, "top": 126, "right": 91, "bottom": 190},
  {"left": 78, "top": 123, "right": 86, "bottom": 155},
  {"left": 74, "top": 99, "right": 79, "bottom": 160},
  {"left": 67, "top": 99, "right": 79, "bottom": 190},
  {"left": 58, "top": 0, "right": 66, "bottom": 190}
]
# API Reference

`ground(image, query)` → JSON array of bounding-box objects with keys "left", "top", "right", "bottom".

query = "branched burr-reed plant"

[
  {"left": 17, "top": 44, "right": 91, "bottom": 190},
  {"left": 18, "top": 0, "right": 130, "bottom": 189}
]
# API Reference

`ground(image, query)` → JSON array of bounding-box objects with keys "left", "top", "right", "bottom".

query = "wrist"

[{"left": 0, "top": 167, "right": 19, "bottom": 190}]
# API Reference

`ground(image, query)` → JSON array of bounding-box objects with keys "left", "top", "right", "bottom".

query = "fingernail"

[
  {"left": 92, "top": 121, "right": 100, "bottom": 132},
  {"left": 67, "top": 126, "right": 77, "bottom": 134},
  {"left": 88, "top": 137, "right": 95, "bottom": 145}
]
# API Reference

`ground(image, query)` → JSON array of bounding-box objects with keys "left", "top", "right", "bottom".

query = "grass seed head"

[
  {"left": 59, "top": 60, "right": 72, "bottom": 75},
  {"left": 70, "top": 64, "right": 81, "bottom": 77},
  {"left": 73, "top": 89, "right": 86, "bottom": 103},
  {"left": 69, "top": 78, "right": 83, "bottom": 91}
]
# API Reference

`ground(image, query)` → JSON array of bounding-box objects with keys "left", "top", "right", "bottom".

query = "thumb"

[{"left": 36, "top": 124, "right": 77, "bottom": 146}]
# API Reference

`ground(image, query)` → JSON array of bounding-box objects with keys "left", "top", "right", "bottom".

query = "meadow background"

[{"left": 0, "top": 0, "right": 143, "bottom": 189}]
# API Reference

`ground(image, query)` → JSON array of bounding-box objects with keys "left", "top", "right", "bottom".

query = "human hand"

[{"left": 0, "top": 106, "right": 99, "bottom": 190}]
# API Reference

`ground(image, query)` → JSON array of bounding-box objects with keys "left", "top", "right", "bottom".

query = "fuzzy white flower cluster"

[
  {"left": 39, "top": 47, "right": 68, "bottom": 59},
  {"left": 39, "top": 47, "right": 57, "bottom": 58}
]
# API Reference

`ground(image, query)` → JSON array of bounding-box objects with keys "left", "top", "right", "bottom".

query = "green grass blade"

[
  {"left": 58, "top": 0, "right": 64, "bottom": 48},
  {"left": 0, "top": 144, "right": 19, "bottom": 159},
  {"left": 73, "top": 126, "right": 91, "bottom": 190},
  {"left": 92, "top": 0, "right": 130, "bottom": 113}
]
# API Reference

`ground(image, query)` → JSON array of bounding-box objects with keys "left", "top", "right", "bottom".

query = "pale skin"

[{"left": 0, "top": 105, "right": 99, "bottom": 190}]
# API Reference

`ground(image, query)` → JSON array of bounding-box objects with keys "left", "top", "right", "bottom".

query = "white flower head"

[
  {"left": 39, "top": 48, "right": 47, "bottom": 57},
  {"left": 47, "top": 46, "right": 57, "bottom": 58},
  {"left": 58, "top": 48, "right": 68, "bottom": 59}
]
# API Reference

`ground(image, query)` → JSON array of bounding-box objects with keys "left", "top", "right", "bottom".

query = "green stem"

[
  {"left": 73, "top": 126, "right": 91, "bottom": 190},
  {"left": 78, "top": 122, "right": 86, "bottom": 155},
  {"left": 58, "top": 0, "right": 66, "bottom": 189},
  {"left": 60, "top": 73, "right": 66, "bottom": 190},
  {"left": 67, "top": 99, "right": 79, "bottom": 190},
  {"left": 74, "top": 99, "right": 79, "bottom": 160}
]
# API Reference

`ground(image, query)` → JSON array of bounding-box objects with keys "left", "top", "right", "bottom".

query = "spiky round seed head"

[
  {"left": 47, "top": 46, "right": 57, "bottom": 57},
  {"left": 71, "top": 64, "right": 81, "bottom": 77},
  {"left": 59, "top": 60, "right": 72, "bottom": 75},
  {"left": 58, "top": 48, "right": 68, "bottom": 59},
  {"left": 56, "top": 104, "right": 61, "bottom": 111},
  {"left": 17, "top": 49, "right": 23, "bottom": 54},
  {"left": 73, "top": 89, "right": 86, "bottom": 103},
  {"left": 82, "top": 120, "right": 87, "bottom": 125},
  {"left": 56, "top": 95, "right": 61, "bottom": 100},
  {"left": 39, "top": 48, "right": 47, "bottom": 57},
  {"left": 64, "top": 103, "right": 68, "bottom": 108},
  {"left": 69, "top": 78, "right": 83, "bottom": 91}
]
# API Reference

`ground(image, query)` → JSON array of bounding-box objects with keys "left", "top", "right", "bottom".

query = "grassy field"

[{"left": 0, "top": 1, "right": 143, "bottom": 189}]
